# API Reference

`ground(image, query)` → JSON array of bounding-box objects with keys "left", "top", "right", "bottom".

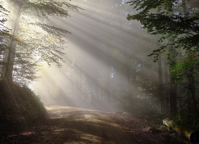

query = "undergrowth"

[{"left": 0, "top": 80, "right": 48, "bottom": 134}]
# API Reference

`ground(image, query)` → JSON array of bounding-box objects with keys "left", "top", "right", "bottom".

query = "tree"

[
  {"left": 2, "top": 0, "right": 80, "bottom": 82},
  {"left": 127, "top": 0, "right": 199, "bottom": 84},
  {"left": 0, "top": 4, "right": 10, "bottom": 77},
  {"left": 158, "top": 45, "right": 165, "bottom": 114},
  {"left": 0, "top": 4, "right": 10, "bottom": 45},
  {"left": 127, "top": 0, "right": 199, "bottom": 117},
  {"left": 0, "top": 4, "right": 23, "bottom": 78}
]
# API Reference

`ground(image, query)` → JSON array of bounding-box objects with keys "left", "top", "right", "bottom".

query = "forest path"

[
  {"left": 44, "top": 105, "right": 138, "bottom": 144},
  {"left": 3, "top": 105, "right": 138, "bottom": 144}
]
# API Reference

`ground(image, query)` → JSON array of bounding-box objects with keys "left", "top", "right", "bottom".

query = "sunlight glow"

[{"left": 28, "top": 0, "right": 159, "bottom": 114}]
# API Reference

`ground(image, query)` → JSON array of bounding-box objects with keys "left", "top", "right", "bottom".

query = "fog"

[{"left": 30, "top": 0, "right": 163, "bottom": 114}]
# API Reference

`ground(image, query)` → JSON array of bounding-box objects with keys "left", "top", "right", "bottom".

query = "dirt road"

[{"left": 2, "top": 106, "right": 138, "bottom": 144}]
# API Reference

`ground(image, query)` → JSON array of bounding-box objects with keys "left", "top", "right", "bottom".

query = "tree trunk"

[
  {"left": 106, "top": 40, "right": 112, "bottom": 102},
  {"left": 164, "top": 53, "right": 170, "bottom": 111},
  {"left": 95, "top": 81, "right": 99, "bottom": 101},
  {"left": 123, "top": 42, "right": 131, "bottom": 99},
  {"left": 76, "top": 60, "right": 81, "bottom": 98},
  {"left": 182, "top": 0, "right": 187, "bottom": 14},
  {"left": 169, "top": 47, "right": 177, "bottom": 117},
  {"left": 158, "top": 54, "right": 165, "bottom": 114},
  {"left": 79, "top": 62, "right": 83, "bottom": 99},
  {"left": 177, "top": 48, "right": 184, "bottom": 116},
  {"left": 4, "top": 5, "right": 21, "bottom": 81}
]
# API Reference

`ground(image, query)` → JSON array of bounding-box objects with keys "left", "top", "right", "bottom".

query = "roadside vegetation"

[{"left": 0, "top": 80, "right": 47, "bottom": 135}]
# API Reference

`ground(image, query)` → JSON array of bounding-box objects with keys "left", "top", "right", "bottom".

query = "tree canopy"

[
  {"left": 1, "top": 0, "right": 81, "bottom": 85},
  {"left": 127, "top": 0, "right": 199, "bottom": 85}
]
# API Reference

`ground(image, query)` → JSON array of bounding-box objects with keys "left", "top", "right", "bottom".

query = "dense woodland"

[{"left": 0, "top": 0, "right": 199, "bottom": 143}]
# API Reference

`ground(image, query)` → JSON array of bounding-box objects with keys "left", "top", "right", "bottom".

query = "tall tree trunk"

[
  {"left": 189, "top": 72, "right": 198, "bottom": 116},
  {"left": 107, "top": 58, "right": 111, "bottom": 101},
  {"left": 119, "top": 17, "right": 131, "bottom": 102},
  {"left": 76, "top": 60, "right": 80, "bottom": 98},
  {"left": 79, "top": 62, "right": 83, "bottom": 99},
  {"left": 164, "top": 53, "right": 170, "bottom": 111},
  {"left": 73, "top": 62, "right": 78, "bottom": 98},
  {"left": 72, "top": 75, "right": 76, "bottom": 98},
  {"left": 106, "top": 38, "right": 112, "bottom": 102},
  {"left": 169, "top": 48, "right": 177, "bottom": 117},
  {"left": 178, "top": 48, "right": 184, "bottom": 116},
  {"left": 4, "top": 5, "right": 21, "bottom": 81},
  {"left": 95, "top": 80, "right": 99, "bottom": 101},
  {"left": 158, "top": 54, "right": 165, "bottom": 114},
  {"left": 182, "top": 0, "right": 197, "bottom": 117},
  {"left": 182, "top": 0, "right": 187, "bottom": 14},
  {"left": 124, "top": 44, "right": 131, "bottom": 97}
]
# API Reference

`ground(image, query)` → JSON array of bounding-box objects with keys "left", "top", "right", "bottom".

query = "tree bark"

[
  {"left": 4, "top": 5, "right": 21, "bottom": 81},
  {"left": 182, "top": 0, "right": 187, "bottom": 14},
  {"left": 106, "top": 38, "right": 112, "bottom": 102},
  {"left": 79, "top": 62, "right": 84, "bottom": 99},
  {"left": 164, "top": 53, "right": 170, "bottom": 111},
  {"left": 169, "top": 47, "right": 177, "bottom": 117},
  {"left": 158, "top": 54, "right": 165, "bottom": 114}
]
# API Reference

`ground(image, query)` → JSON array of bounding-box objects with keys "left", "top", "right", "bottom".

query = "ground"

[
  {"left": 1, "top": 106, "right": 191, "bottom": 144},
  {"left": 1, "top": 106, "right": 138, "bottom": 144}
]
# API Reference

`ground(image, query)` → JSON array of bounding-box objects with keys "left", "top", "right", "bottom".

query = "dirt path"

[{"left": 2, "top": 106, "right": 138, "bottom": 144}]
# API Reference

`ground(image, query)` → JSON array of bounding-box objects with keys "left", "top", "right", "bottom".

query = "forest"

[{"left": 0, "top": 0, "right": 199, "bottom": 143}]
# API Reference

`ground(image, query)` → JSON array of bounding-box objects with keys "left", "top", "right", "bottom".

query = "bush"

[{"left": 0, "top": 80, "right": 48, "bottom": 134}]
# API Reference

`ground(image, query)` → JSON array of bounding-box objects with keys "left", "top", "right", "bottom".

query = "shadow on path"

[{"left": 2, "top": 105, "right": 138, "bottom": 144}]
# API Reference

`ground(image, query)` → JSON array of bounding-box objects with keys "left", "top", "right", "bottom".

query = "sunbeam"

[{"left": 1, "top": 0, "right": 199, "bottom": 143}]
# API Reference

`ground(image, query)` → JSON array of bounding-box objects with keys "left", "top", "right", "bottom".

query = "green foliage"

[
  {"left": 157, "top": 126, "right": 166, "bottom": 131},
  {"left": 127, "top": 0, "right": 175, "bottom": 14},
  {"left": 169, "top": 61, "right": 199, "bottom": 85},
  {"left": 1, "top": 0, "right": 82, "bottom": 84},
  {"left": 127, "top": 0, "right": 199, "bottom": 84},
  {"left": 174, "top": 114, "right": 199, "bottom": 129},
  {"left": 0, "top": 5, "right": 14, "bottom": 50},
  {"left": 168, "top": 49, "right": 199, "bottom": 85},
  {"left": 8, "top": 0, "right": 80, "bottom": 18}
]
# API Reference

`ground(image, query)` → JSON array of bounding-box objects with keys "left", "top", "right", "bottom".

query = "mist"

[
  {"left": 1, "top": 0, "right": 199, "bottom": 143},
  {"left": 29, "top": 0, "right": 161, "bottom": 115}
]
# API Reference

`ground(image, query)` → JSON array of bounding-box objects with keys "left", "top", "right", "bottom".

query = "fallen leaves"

[{"left": 110, "top": 113, "right": 190, "bottom": 144}]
